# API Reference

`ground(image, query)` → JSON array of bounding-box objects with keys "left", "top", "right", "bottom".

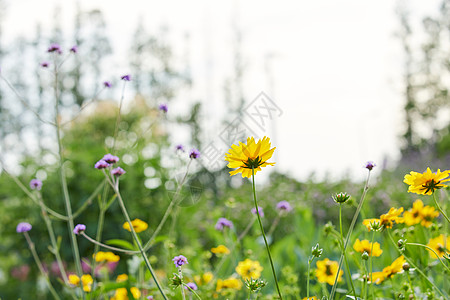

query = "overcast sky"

[{"left": 2, "top": 0, "right": 441, "bottom": 181}]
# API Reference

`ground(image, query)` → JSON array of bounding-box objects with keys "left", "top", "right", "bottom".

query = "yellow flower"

[
  {"left": 93, "top": 251, "right": 120, "bottom": 263},
  {"left": 426, "top": 234, "right": 450, "bottom": 259},
  {"left": 235, "top": 259, "right": 263, "bottom": 280},
  {"left": 116, "top": 274, "right": 128, "bottom": 282},
  {"left": 211, "top": 245, "right": 230, "bottom": 255},
  {"left": 363, "top": 207, "right": 404, "bottom": 231},
  {"left": 315, "top": 258, "right": 343, "bottom": 286},
  {"left": 403, "top": 199, "right": 424, "bottom": 226},
  {"left": 371, "top": 256, "right": 405, "bottom": 284},
  {"left": 303, "top": 297, "right": 318, "bottom": 300},
  {"left": 216, "top": 277, "right": 242, "bottom": 292},
  {"left": 224, "top": 136, "right": 276, "bottom": 178},
  {"left": 194, "top": 271, "right": 214, "bottom": 285},
  {"left": 353, "top": 239, "right": 383, "bottom": 257},
  {"left": 123, "top": 218, "right": 148, "bottom": 233},
  {"left": 404, "top": 168, "right": 450, "bottom": 195},
  {"left": 68, "top": 274, "right": 93, "bottom": 292},
  {"left": 111, "top": 287, "right": 141, "bottom": 300},
  {"left": 420, "top": 205, "right": 440, "bottom": 227}
]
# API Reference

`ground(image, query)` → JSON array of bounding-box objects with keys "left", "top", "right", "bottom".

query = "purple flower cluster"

[
  {"left": 121, "top": 74, "right": 131, "bottom": 81},
  {"left": 172, "top": 255, "right": 188, "bottom": 267},
  {"left": 103, "top": 81, "right": 112, "bottom": 88},
  {"left": 70, "top": 45, "right": 78, "bottom": 53},
  {"left": 365, "top": 161, "right": 376, "bottom": 171},
  {"left": 40, "top": 61, "right": 49, "bottom": 68},
  {"left": 276, "top": 201, "right": 293, "bottom": 212},
  {"left": 111, "top": 167, "right": 126, "bottom": 177},
  {"left": 215, "top": 217, "right": 233, "bottom": 231},
  {"left": 103, "top": 154, "right": 119, "bottom": 164},
  {"left": 189, "top": 148, "right": 201, "bottom": 159},
  {"left": 95, "top": 154, "right": 126, "bottom": 177},
  {"left": 16, "top": 222, "right": 32, "bottom": 233},
  {"left": 29, "top": 179, "right": 43, "bottom": 190},
  {"left": 175, "top": 144, "right": 185, "bottom": 152},
  {"left": 159, "top": 103, "right": 168, "bottom": 113},
  {"left": 73, "top": 224, "right": 86, "bottom": 235},
  {"left": 47, "top": 43, "right": 62, "bottom": 54},
  {"left": 251, "top": 206, "right": 264, "bottom": 217}
]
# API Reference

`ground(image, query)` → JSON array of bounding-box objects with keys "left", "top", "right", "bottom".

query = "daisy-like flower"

[
  {"left": 216, "top": 277, "right": 242, "bottom": 292},
  {"left": 362, "top": 207, "right": 404, "bottom": 231},
  {"left": 211, "top": 245, "right": 231, "bottom": 255},
  {"left": 426, "top": 234, "right": 450, "bottom": 259},
  {"left": 224, "top": 136, "right": 276, "bottom": 178},
  {"left": 315, "top": 258, "right": 343, "bottom": 286},
  {"left": 123, "top": 218, "right": 148, "bottom": 233},
  {"left": 404, "top": 167, "right": 450, "bottom": 195},
  {"left": 235, "top": 259, "right": 263, "bottom": 280},
  {"left": 353, "top": 239, "right": 383, "bottom": 257},
  {"left": 194, "top": 272, "right": 214, "bottom": 285},
  {"left": 371, "top": 255, "right": 405, "bottom": 284},
  {"left": 111, "top": 287, "right": 141, "bottom": 300},
  {"left": 403, "top": 199, "right": 439, "bottom": 227}
]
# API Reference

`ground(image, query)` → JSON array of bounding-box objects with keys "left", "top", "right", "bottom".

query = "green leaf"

[{"left": 106, "top": 239, "right": 136, "bottom": 250}]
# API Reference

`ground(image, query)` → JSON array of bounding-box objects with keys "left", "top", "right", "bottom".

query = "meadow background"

[{"left": 0, "top": 0, "right": 449, "bottom": 299}]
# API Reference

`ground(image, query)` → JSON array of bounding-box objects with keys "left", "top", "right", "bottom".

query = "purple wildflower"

[
  {"left": 147, "top": 297, "right": 154, "bottom": 300},
  {"left": 16, "top": 222, "right": 32, "bottom": 233},
  {"left": 251, "top": 206, "right": 264, "bottom": 217},
  {"left": 189, "top": 148, "right": 201, "bottom": 159},
  {"left": 215, "top": 217, "right": 233, "bottom": 231},
  {"left": 69, "top": 45, "right": 78, "bottom": 53},
  {"left": 159, "top": 103, "right": 168, "bottom": 113},
  {"left": 172, "top": 255, "right": 188, "bottom": 267},
  {"left": 47, "top": 43, "right": 62, "bottom": 54},
  {"left": 29, "top": 179, "right": 43, "bottom": 190},
  {"left": 103, "top": 81, "right": 112, "bottom": 88},
  {"left": 365, "top": 161, "right": 376, "bottom": 171},
  {"left": 121, "top": 74, "right": 131, "bottom": 81},
  {"left": 276, "top": 201, "right": 293, "bottom": 212},
  {"left": 95, "top": 160, "right": 110, "bottom": 169},
  {"left": 176, "top": 144, "right": 185, "bottom": 152},
  {"left": 102, "top": 154, "right": 119, "bottom": 164},
  {"left": 111, "top": 167, "right": 126, "bottom": 177},
  {"left": 40, "top": 61, "right": 49, "bottom": 68},
  {"left": 73, "top": 224, "right": 86, "bottom": 235},
  {"left": 185, "top": 282, "right": 198, "bottom": 291}
]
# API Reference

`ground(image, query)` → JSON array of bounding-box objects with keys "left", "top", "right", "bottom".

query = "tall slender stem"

[
  {"left": 113, "top": 185, "right": 168, "bottom": 300},
  {"left": 53, "top": 56, "right": 85, "bottom": 299},
  {"left": 330, "top": 171, "right": 371, "bottom": 299},
  {"left": 339, "top": 204, "right": 357, "bottom": 299},
  {"left": 432, "top": 193, "right": 450, "bottom": 223},
  {"left": 23, "top": 232, "right": 61, "bottom": 300},
  {"left": 306, "top": 258, "right": 312, "bottom": 300},
  {"left": 179, "top": 268, "right": 186, "bottom": 300},
  {"left": 251, "top": 167, "right": 283, "bottom": 299},
  {"left": 369, "top": 231, "right": 375, "bottom": 300}
]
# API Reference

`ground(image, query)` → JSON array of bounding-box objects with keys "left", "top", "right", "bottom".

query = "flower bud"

[
  {"left": 311, "top": 243, "right": 323, "bottom": 258},
  {"left": 361, "top": 251, "right": 369, "bottom": 261},
  {"left": 332, "top": 192, "right": 350, "bottom": 204},
  {"left": 402, "top": 262, "right": 410, "bottom": 271}
]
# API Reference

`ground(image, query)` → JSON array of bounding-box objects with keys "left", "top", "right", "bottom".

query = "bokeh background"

[{"left": 0, "top": 0, "right": 449, "bottom": 298}]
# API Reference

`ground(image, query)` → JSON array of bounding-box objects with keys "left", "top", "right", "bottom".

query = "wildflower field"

[{"left": 1, "top": 38, "right": 450, "bottom": 300}]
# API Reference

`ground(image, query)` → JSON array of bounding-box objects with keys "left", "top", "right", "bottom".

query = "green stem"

[
  {"left": 183, "top": 283, "right": 202, "bottom": 300},
  {"left": 306, "top": 258, "right": 312, "bottom": 300},
  {"left": 179, "top": 268, "right": 186, "bottom": 300},
  {"left": 330, "top": 171, "right": 371, "bottom": 299},
  {"left": 113, "top": 184, "right": 168, "bottom": 300},
  {"left": 53, "top": 57, "right": 85, "bottom": 299},
  {"left": 251, "top": 168, "right": 283, "bottom": 299},
  {"left": 432, "top": 193, "right": 450, "bottom": 223},
  {"left": 362, "top": 259, "right": 367, "bottom": 300},
  {"left": 386, "top": 230, "right": 446, "bottom": 299},
  {"left": 369, "top": 231, "right": 375, "bottom": 300},
  {"left": 339, "top": 204, "right": 357, "bottom": 299},
  {"left": 23, "top": 232, "right": 61, "bottom": 300},
  {"left": 406, "top": 271, "right": 416, "bottom": 299},
  {"left": 406, "top": 243, "right": 450, "bottom": 273}
]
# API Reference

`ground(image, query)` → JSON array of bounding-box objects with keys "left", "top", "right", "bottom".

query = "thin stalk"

[
  {"left": 73, "top": 180, "right": 105, "bottom": 219},
  {"left": 81, "top": 232, "right": 138, "bottom": 254},
  {"left": 369, "top": 231, "right": 375, "bottom": 300},
  {"left": 386, "top": 230, "right": 446, "bottom": 299},
  {"left": 405, "top": 271, "right": 416, "bottom": 299},
  {"left": 36, "top": 193, "right": 69, "bottom": 285},
  {"left": 111, "top": 80, "right": 127, "bottom": 153},
  {"left": 183, "top": 284, "right": 202, "bottom": 300},
  {"left": 251, "top": 167, "right": 283, "bottom": 299},
  {"left": 143, "top": 159, "right": 193, "bottom": 251},
  {"left": 339, "top": 204, "right": 357, "bottom": 299},
  {"left": 406, "top": 243, "right": 450, "bottom": 273},
  {"left": 306, "top": 258, "right": 313, "bottom": 300},
  {"left": 113, "top": 185, "right": 168, "bottom": 299},
  {"left": 179, "top": 268, "right": 186, "bottom": 300},
  {"left": 362, "top": 259, "right": 367, "bottom": 300},
  {"left": 23, "top": 232, "right": 61, "bottom": 300},
  {"left": 330, "top": 170, "right": 371, "bottom": 299},
  {"left": 432, "top": 193, "right": 450, "bottom": 223},
  {"left": 53, "top": 56, "right": 84, "bottom": 299}
]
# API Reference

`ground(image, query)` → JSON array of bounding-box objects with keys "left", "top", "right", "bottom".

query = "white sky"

[{"left": 2, "top": 0, "right": 441, "bottom": 181}]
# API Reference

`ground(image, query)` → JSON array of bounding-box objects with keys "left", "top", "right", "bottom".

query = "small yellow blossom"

[
  {"left": 353, "top": 239, "right": 383, "bottom": 257},
  {"left": 426, "top": 234, "right": 450, "bottom": 259},
  {"left": 371, "top": 256, "right": 405, "bottom": 284},
  {"left": 195, "top": 271, "right": 214, "bottom": 285},
  {"left": 111, "top": 287, "right": 141, "bottom": 300},
  {"left": 116, "top": 274, "right": 128, "bottom": 282},
  {"left": 211, "top": 245, "right": 230, "bottom": 255},
  {"left": 315, "top": 258, "right": 343, "bottom": 286},
  {"left": 216, "top": 277, "right": 242, "bottom": 292},
  {"left": 303, "top": 297, "right": 318, "bottom": 300},
  {"left": 404, "top": 168, "right": 450, "bottom": 195},
  {"left": 123, "top": 218, "right": 148, "bottom": 233},
  {"left": 235, "top": 259, "right": 263, "bottom": 280},
  {"left": 93, "top": 251, "right": 120, "bottom": 263},
  {"left": 403, "top": 199, "right": 439, "bottom": 227},
  {"left": 224, "top": 136, "right": 276, "bottom": 178},
  {"left": 363, "top": 207, "right": 404, "bottom": 231},
  {"left": 68, "top": 274, "right": 93, "bottom": 292}
]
